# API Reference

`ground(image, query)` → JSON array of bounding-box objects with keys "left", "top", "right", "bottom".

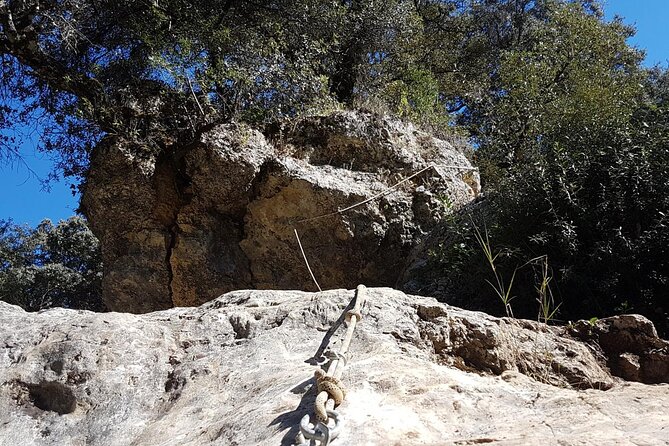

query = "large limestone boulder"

[
  {"left": 82, "top": 111, "right": 479, "bottom": 312},
  {"left": 1, "top": 288, "right": 667, "bottom": 445}
]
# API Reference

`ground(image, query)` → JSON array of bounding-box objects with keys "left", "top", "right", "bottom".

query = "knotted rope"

[{"left": 296, "top": 284, "right": 367, "bottom": 445}]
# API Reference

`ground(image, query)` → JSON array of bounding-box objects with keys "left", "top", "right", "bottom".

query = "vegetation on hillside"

[
  {"left": 0, "top": 217, "right": 104, "bottom": 311},
  {"left": 0, "top": 0, "right": 667, "bottom": 332},
  {"left": 438, "top": 66, "right": 669, "bottom": 335}
]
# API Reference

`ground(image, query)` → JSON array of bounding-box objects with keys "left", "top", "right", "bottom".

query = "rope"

[
  {"left": 296, "top": 284, "right": 368, "bottom": 445},
  {"left": 296, "top": 163, "right": 477, "bottom": 224},
  {"left": 314, "top": 370, "right": 346, "bottom": 422},
  {"left": 326, "top": 285, "right": 366, "bottom": 380},
  {"left": 294, "top": 228, "right": 322, "bottom": 292}
]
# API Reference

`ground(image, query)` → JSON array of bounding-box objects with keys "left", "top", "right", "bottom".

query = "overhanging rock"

[{"left": 82, "top": 111, "right": 480, "bottom": 312}]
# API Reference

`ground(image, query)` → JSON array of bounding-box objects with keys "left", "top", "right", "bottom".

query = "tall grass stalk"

[
  {"left": 530, "top": 255, "right": 561, "bottom": 324},
  {"left": 472, "top": 221, "right": 516, "bottom": 318}
]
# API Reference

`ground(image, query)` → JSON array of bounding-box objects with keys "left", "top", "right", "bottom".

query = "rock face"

[
  {"left": 1, "top": 288, "right": 668, "bottom": 445},
  {"left": 569, "top": 314, "right": 669, "bottom": 384},
  {"left": 82, "top": 111, "right": 479, "bottom": 312}
]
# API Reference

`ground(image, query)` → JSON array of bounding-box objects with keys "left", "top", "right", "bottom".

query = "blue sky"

[
  {"left": 604, "top": 0, "right": 669, "bottom": 66},
  {"left": 0, "top": 131, "right": 80, "bottom": 226},
  {"left": 1, "top": 0, "right": 668, "bottom": 226}
]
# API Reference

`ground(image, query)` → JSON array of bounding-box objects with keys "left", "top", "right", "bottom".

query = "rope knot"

[
  {"left": 313, "top": 369, "right": 346, "bottom": 422},
  {"left": 345, "top": 309, "right": 362, "bottom": 323}
]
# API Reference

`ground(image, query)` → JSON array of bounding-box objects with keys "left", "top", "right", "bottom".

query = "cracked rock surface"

[
  {"left": 81, "top": 111, "right": 479, "bottom": 313},
  {"left": 1, "top": 288, "right": 667, "bottom": 445}
]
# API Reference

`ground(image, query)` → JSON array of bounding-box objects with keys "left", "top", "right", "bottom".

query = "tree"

[
  {"left": 0, "top": 0, "right": 436, "bottom": 176},
  {"left": 433, "top": 61, "right": 669, "bottom": 335},
  {"left": 412, "top": 2, "right": 669, "bottom": 335},
  {"left": 0, "top": 216, "right": 104, "bottom": 311},
  {"left": 464, "top": 2, "right": 642, "bottom": 172}
]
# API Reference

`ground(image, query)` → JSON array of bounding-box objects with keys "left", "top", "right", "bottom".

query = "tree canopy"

[
  {"left": 0, "top": 0, "right": 638, "bottom": 176},
  {"left": 0, "top": 217, "right": 104, "bottom": 311},
  {"left": 1, "top": 0, "right": 412, "bottom": 175}
]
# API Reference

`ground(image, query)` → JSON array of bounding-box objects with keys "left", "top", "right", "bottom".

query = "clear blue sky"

[
  {"left": 1, "top": 0, "right": 668, "bottom": 226},
  {"left": 0, "top": 132, "right": 80, "bottom": 226},
  {"left": 604, "top": 0, "right": 669, "bottom": 66}
]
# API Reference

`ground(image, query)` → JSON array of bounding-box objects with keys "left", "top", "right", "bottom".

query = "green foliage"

[
  {"left": 466, "top": 2, "right": 643, "bottom": 173},
  {"left": 0, "top": 217, "right": 104, "bottom": 312},
  {"left": 379, "top": 67, "right": 453, "bottom": 133},
  {"left": 434, "top": 67, "right": 669, "bottom": 335},
  {"left": 1, "top": 0, "right": 446, "bottom": 176},
  {"left": 403, "top": 1, "right": 668, "bottom": 336},
  {"left": 3, "top": 1, "right": 627, "bottom": 176}
]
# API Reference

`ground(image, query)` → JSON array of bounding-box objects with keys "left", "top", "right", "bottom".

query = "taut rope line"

[
  {"left": 296, "top": 285, "right": 368, "bottom": 445},
  {"left": 294, "top": 228, "right": 322, "bottom": 292},
  {"left": 295, "top": 163, "right": 477, "bottom": 224}
]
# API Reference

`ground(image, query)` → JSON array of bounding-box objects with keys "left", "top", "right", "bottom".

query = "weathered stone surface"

[
  {"left": 569, "top": 314, "right": 669, "bottom": 384},
  {"left": 1, "top": 288, "right": 667, "bottom": 445},
  {"left": 82, "top": 111, "right": 479, "bottom": 312}
]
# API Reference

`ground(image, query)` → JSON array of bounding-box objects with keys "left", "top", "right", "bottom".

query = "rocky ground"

[{"left": 1, "top": 288, "right": 667, "bottom": 445}]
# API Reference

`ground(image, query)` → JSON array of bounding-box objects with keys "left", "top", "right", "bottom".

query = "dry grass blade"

[{"left": 472, "top": 220, "right": 515, "bottom": 318}]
